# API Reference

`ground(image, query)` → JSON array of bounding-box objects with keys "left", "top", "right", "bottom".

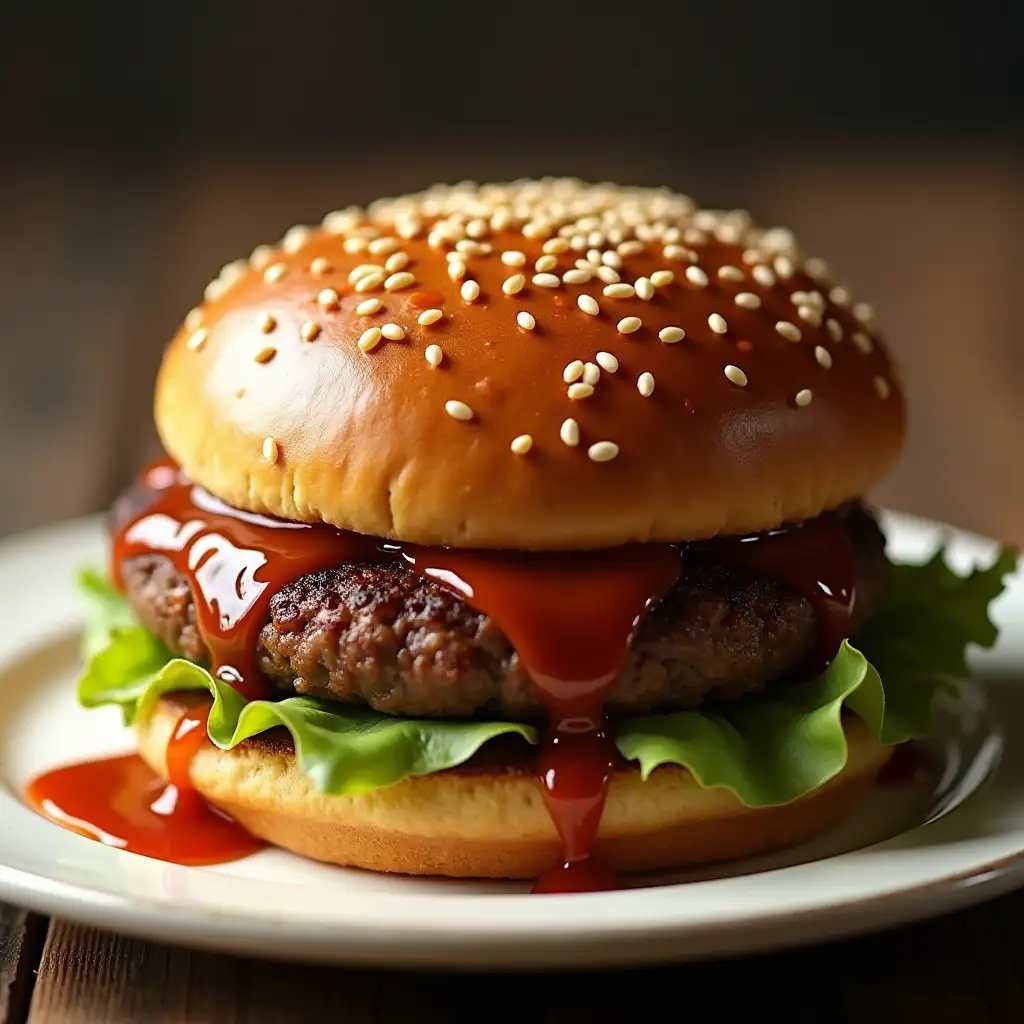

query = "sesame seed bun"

[
  {"left": 156, "top": 179, "right": 905, "bottom": 549},
  {"left": 138, "top": 692, "right": 892, "bottom": 879}
]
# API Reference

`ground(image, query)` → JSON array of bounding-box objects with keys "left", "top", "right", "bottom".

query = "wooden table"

[{"left": 1, "top": 144, "right": 1022, "bottom": 1022}]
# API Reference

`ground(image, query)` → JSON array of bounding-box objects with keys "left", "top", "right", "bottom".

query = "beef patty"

[{"left": 110, "top": 485, "right": 889, "bottom": 719}]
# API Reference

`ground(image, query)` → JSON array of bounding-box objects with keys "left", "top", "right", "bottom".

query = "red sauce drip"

[
  {"left": 26, "top": 705, "right": 264, "bottom": 866},
  {"left": 32, "top": 462, "right": 861, "bottom": 889},
  {"left": 111, "top": 459, "right": 383, "bottom": 701},
  {"left": 706, "top": 512, "right": 856, "bottom": 672},
  {"left": 402, "top": 544, "right": 682, "bottom": 893}
]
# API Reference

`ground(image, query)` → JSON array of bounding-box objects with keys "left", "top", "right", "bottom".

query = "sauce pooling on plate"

[{"left": 27, "top": 461, "right": 858, "bottom": 889}]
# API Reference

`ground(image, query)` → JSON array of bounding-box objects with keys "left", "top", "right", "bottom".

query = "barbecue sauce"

[{"left": 28, "top": 462, "right": 860, "bottom": 889}]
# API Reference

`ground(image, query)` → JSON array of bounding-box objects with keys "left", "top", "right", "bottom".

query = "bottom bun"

[{"left": 139, "top": 693, "right": 893, "bottom": 879}]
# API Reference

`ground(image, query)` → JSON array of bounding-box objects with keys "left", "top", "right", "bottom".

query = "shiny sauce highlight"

[{"left": 30, "top": 462, "right": 859, "bottom": 889}]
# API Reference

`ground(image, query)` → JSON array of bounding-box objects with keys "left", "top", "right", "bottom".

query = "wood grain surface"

[{"left": 0, "top": 144, "right": 1021, "bottom": 1022}]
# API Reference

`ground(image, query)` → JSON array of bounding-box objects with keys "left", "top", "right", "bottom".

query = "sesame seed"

[
  {"left": 343, "top": 237, "right": 368, "bottom": 254},
  {"left": 582, "top": 362, "right": 601, "bottom": 385},
  {"left": 254, "top": 345, "right": 277, "bottom": 364},
  {"left": 617, "top": 316, "right": 642, "bottom": 334},
  {"left": 445, "top": 399, "right": 474, "bottom": 421},
  {"left": 634, "top": 277, "right": 655, "bottom": 300},
  {"left": 300, "top": 320, "right": 321, "bottom": 342},
  {"left": 456, "top": 239, "right": 485, "bottom": 256},
  {"left": 577, "top": 294, "right": 600, "bottom": 315},
  {"left": 356, "top": 298, "right": 382, "bottom": 316},
  {"left": 617, "top": 240, "right": 645, "bottom": 256},
  {"left": 184, "top": 307, "right": 203, "bottom": 331},
  {"left": 685, "top": 265, "right": 709, "bottom": 287},
  {"left": 466, "top": 218, "right": 489, "bottom": 239},
  {"left": 874, "top": 376, "right": 891, "bottom": 399},
  {"left": 418, "top": 308, "right": 444, "bottom": 326},
  {"left": 814, "top": 345, "right": 833, "bottom": 369},
  {"left": 535, "top": 254, "right": 558, "bottom": 272},
  {"left": 797, "top": 305, "right": 822, "bottom": 326},
  {"left": 510, "top": 434, "right": 533, "bottom": 455},
  {"left": 775, "top": 320, "right": 802, "bottom": 342},
  {"left": 717, "top": 265, "right": 744, "bottom": 281},
  {"left": 318, "top": 288, "right": 340, "bottom": 310},
  {"left": 826, "top": 319, "right": 843, "bottom": 342},
  {"left": 734, "top": 292, "right": 761, "bottom": 309},
  {"left": 282, "top": 226, "right": 310, "bottom": 253},
  {"left": 532, "top": 273, "right": 561, "bottom": 288},
  {"left": 829, "top": 286, "right": 850, "bottom": 306},
  {"left": 357, "top": 327, "right": 383, "bottom": 352},
  {"left": 249, "top": 244, "right": 274, "bottom": 269},
  {"left": 349, "top": 264, "right": 383, "bottom": 285},
  {"left": 752, "top": 265, "right": 775, "bottom": 287},
  {"left": 587, "top": 441, "right": 619, "bottom": 463},
  {"left": 262, "top": 437, "right": 279, "bottom": 464},
  {"left": 568, "top": 382, "right": 594, "bottom": 400},
  {"left": 447, "top": 260, "right": 467, "bottom": 281},
  {"left": 499, "top": 273, "right": 525, "bottom": 296},
  {"left": 368, "top": 237, "right": 400, "bottom": 256},
  {"left": 424, "top": 344, "right": 444, "bottom": 367},
  {"left": 854, "top": 302, "right": 874, "bottom": 324},
  {"left": 795, "top": 389, "right": 813, "bottom": 407},
  {"left": 664, "top": 244, "right": 690, "bottom": 261},
  {"left": 596, "top": 351, "right": 619, "bottom": 372},
  {"left": 562, "top": 269, "right": 592, "bottom": 285},
  {"left": 650, "top": 269, "right": 674, "bottom": 288},
  {"left": 544, "top": 238, "right": 570, "bottom": 254},
  {"left": 852, "top": 332, "right": 873, "bottom": 354},
  {"left": 601, "top": 250, "right": 622, "bottom": 269},
  {"left": 708, "top": 313, "right": 728, "bottom": 334},
  {"left": 501, "top": 250, "right": 526, "bottom": 266},
  {"left": 563, "top": 359, "right": 584, "bottom": 383},
  {"left": 596, "top": 265, "right": 621, "bottom": 284},
  {"left": 741, "top": 249, "right": 761, "bottom": 265},
  {"left": 516, "top": 311, "right": 536, "bottom": 330},
  {"left": 804, "top": 257, "right": 830, "bottom": 280},
  {"left": 354, "top": 271, "right": 386, "bottom": 293},
  {"left": 187, "top": 327, "right": 208, "bottom": 352},
  {"left": 256, "top": 311, "right": 277, "bottom": 333},
  {"left": 460, "top": 279, "right": 481, "bottom": 302},
  {"left": 310, "top": 256, "right": 332, "bottom": 276},
  {"left": 385, "top": 271, "right": 416, "bottom": 292},
  {"left": 603, "top": 283, "right": 635, "bottom": 299},
  {"left": 384, "top": 252, "right": 410, "bottom": 273},
  {"left": 774, "top": 256, "right": 795, "bottom": 279},
  {"left": 659, "top": 326, "right": 685, "bottom": 344},
  {"left": 381, "top": 323, "right": 405, "bottom": 341},
  {"left": 560, "top": 418, "right": 580, "bottom": 447},
  {"left": 587, "top": 248, "right": 603, "bottom": 266},
  {"left": 637, "top": 372, "right": 655, "bottom": 397},
  {"left": 264, "top": 263, "right": 288, "bottom": 284},
  {"left": 724, "top": 364, "right": 748, "bottom": 387}
]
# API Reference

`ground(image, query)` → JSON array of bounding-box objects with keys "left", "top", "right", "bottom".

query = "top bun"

[{"left": 155, "top": 178, "right": 905, "bottom": 549}]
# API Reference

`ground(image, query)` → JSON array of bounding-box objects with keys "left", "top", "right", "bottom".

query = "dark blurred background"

[{"left": 1, "top": 0, "right": 1021, "bottom": 542}]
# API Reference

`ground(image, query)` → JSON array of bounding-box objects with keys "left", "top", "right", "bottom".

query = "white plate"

[{"left": 0, "top": 511, "right": 1021, "bottom": 970}]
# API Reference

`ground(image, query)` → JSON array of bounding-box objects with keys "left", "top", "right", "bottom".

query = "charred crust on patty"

[{"left": 112, "top": 484, "right": 888, "bottom": 721}]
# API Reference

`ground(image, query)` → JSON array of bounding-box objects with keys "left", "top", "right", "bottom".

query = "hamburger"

[{"left": 66, "top": 178, "right": 1014, "bottom": 892}]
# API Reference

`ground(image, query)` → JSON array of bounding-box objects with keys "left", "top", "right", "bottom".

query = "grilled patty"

[{"left": 112, "top": 490, "right": 887, "bottom": 720}]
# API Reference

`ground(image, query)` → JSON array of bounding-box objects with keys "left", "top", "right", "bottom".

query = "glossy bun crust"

[
  {"left": 139, "top": 693, "right": 891, "bottom": 879},
  {"left": 156, "top": 180, "right": 905, "bottom": 548}
]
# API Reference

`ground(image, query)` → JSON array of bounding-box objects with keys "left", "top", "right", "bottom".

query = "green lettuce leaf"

[
  {"left": 615, "top": 544, "right": 1017, "bottom": 805},
  {"left": 74, "top": 543, "right": 1017, "bottom": 805},
  {"left": 76, "top": 573, "right": 537, "bottom": 794}
]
